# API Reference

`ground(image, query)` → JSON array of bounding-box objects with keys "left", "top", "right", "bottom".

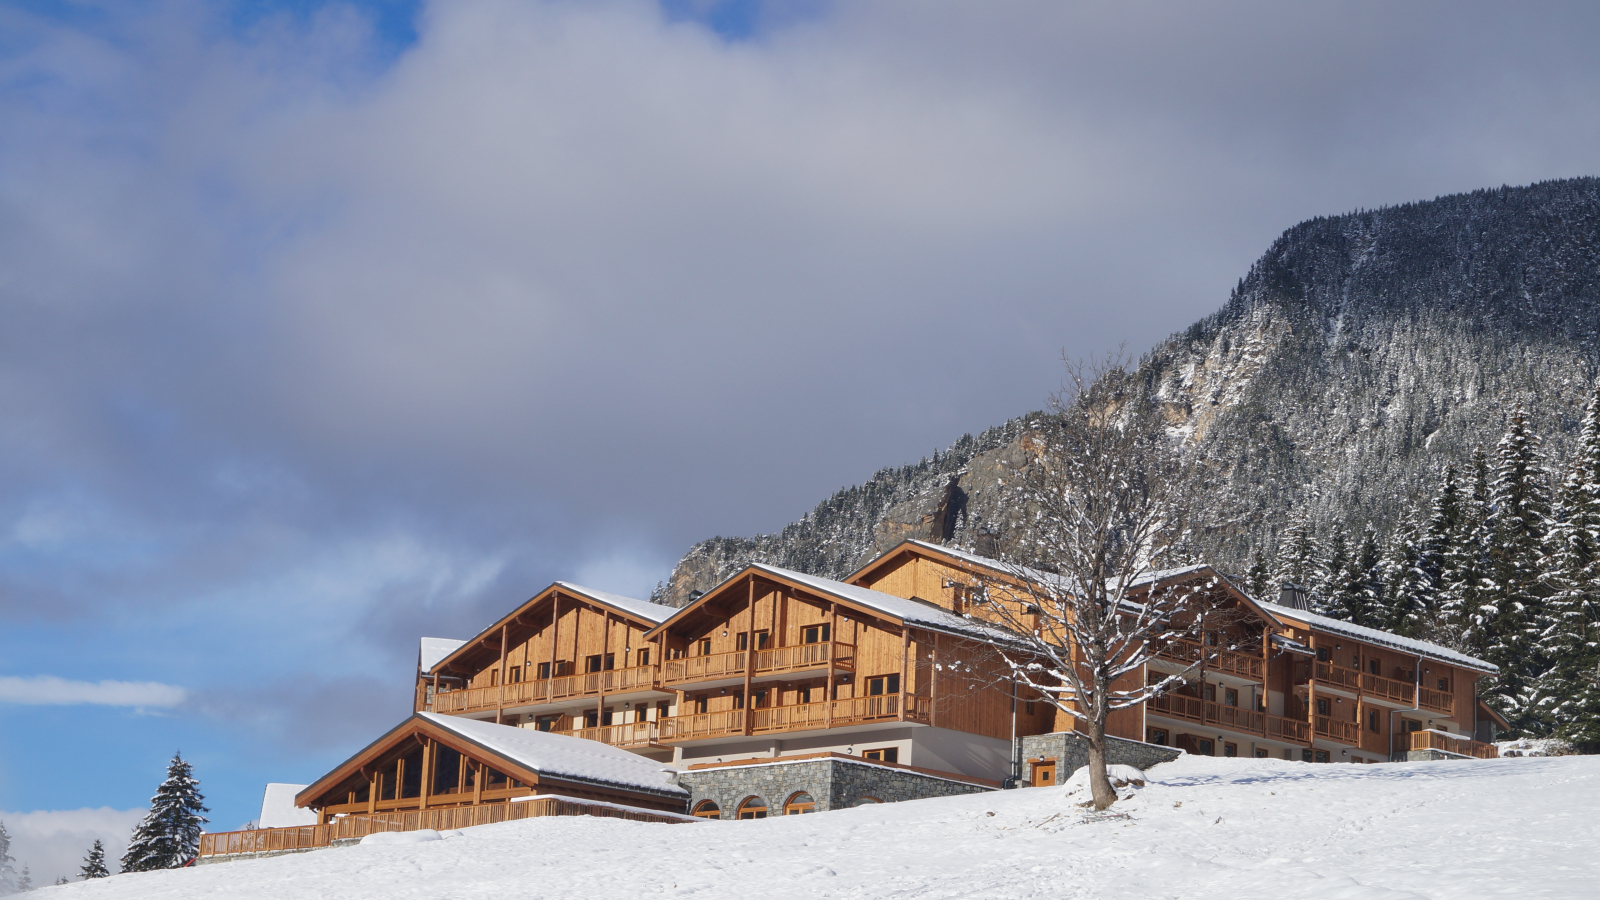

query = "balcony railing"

[
  {"left": 1313, "top": 662, "right": 1361, "bottom": 691},
  {"left": 1155, "top": 640, "right": 1264, "bottom": 679},
  {"left": 658, "top": 709, "right": 747, "bottom": 742},
  {"left": 1361, "top": 671, "right": 1415, "bottom": 704},
  {"left": 431, "top": 665, "right": 658, "bottom": 715},
  {"left": 657, "top": 694, "right": 930, "bottom": 743},
  {"left": 1418, "top": 686, "right": 1453, "bottom": 714},
  {"left": 567, "top": 721, "right": 664, "bottom": 750},
  {"left": 1314, "top": 715, "right": 1361, "bottom": 744},
  {"left": 1409, "top": 728, "right": 1497, "bottom": 759},
  {"left": 660, "top": 641, "right": 855, "bottom": 688},
  {"left": 1146, "top": 693, "right": 1310, "bottom": 743}
]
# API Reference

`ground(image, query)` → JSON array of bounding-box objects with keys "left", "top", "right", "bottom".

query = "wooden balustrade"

[
  {"left": 658, "top": 709, "right": 747, "bottom": 742},
  {"left": 431, "top": 665, "right": 659, "bottom": 715},
  {"left": 567, "top": 721, "right": 663, "bottom": 749},
  {"left": 1313, "top": 662, "right": 1362, "bottom": 691},
  {"left": 1409, "top": 729, "right": 1497, "bottom": 759},
  {"left": 196, "top": 797, "right": 691, "bottom": 858},
  {"left": 1361, "top": 671, "right": 1415, "bottom": 704},
  {"left": 1155, "top": 640, "right": 1264, "bottom": 679},
  {"left": 661, "top": 642, "right": 855, "bottom": 688},
  {"left": 1418, "top": 686, "right": 1453, "bottom": 714},
  {"left": 1148, "top": 692, "right": 1310, "bottom": 743},
  {"left": 1314, "top": 715, "right": 1361, "bottom": 744}
]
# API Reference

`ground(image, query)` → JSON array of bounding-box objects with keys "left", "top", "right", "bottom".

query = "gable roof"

[
  {"left": 296, "top": 713, "right": 685, "bottom": 809},
  {"left": 644, "top": 562, "right": 1019, "bottom": 645},
  {"left": 1258, "top": 600, "right": 1498, "bottom": 674},
  {"left": 428, "top": 582, "right": 676, "bottom": 676}
]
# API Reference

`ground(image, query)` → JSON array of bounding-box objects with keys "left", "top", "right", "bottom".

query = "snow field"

[{"left": 40, "top": 755, "right": 1600, "bottom": 900}]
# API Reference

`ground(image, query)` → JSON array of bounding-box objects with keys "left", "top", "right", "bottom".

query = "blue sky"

[{"left": 3, "top": 0, "right": 1600, "bottom": 876}]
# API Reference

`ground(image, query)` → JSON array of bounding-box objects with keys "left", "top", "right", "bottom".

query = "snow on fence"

[{"left": 197, "top": 796, "right": 692, "bottom": 859}]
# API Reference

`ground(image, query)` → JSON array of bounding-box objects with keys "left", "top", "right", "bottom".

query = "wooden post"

[
  {"left": 1307, "top": 633, "right": 1318, "bottom": 749},
  {"left": 899, "top": 623, "right": 910, "bottom": 722},
  {"left": 496, "top": 624, "right": 509, "bottom": 724},
  {"left": 548, "top": 593, "right": 560, "bottom": 699},
  {"left": 419, "top": 739, "right": 432, "bottom": 811},
  {"left": 1260, "top": 624, "right": 1271, "bottom": 736},
  {"left": 743, "top": 576, "right": 756, "bottom": 735},
  {"left": 472, "top": 761, "right": 483, "bottom": 806},
  {"left": 597, "top": 609, "right": 610, "bottom": 734},
  {"left": 825, "top": 601, "right": 837, "bottom": 731},
  {"left": 930, "top": 632, "right": 939, "bottom": 729}
]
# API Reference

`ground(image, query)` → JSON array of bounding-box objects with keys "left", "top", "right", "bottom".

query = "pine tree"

[
  {"left": 1383, "top": 510, "right": 1430, "bottom": 636},
  {"left": 79, "top": 840, "right": 110, "bottom": 880},
  {"left": 0, "top": 820, "right": 17, "bottom": 896},
  {"left": 1535, "top": 382, "right": 1600, "bottom": 745},
  {"left": 1483, "top": 407, "right": 1555, "bottom": 732},
  {"left": 1273, "top": 513, "right": 1325, "bottom": 599},
  {"left": 1245, "top": 551, "right": 1271, "bottom": 600},
  {"left": 15, "top": 867, "right": 27, "bottom": 894},
  {"left": 1316, "top": 527, "right": 1349, "bottom": 615},
  {"left": 1329, "top": 525, "right": 1382, "bottom": 625},
  {"left": 121, "top": 753, "right": 209, "bottom": 872}
]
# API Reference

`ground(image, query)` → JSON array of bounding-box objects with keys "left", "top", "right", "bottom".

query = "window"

[
  {"left": 1314, "top": 750, "right": 1330, "bottom": 764},
  {"left": 699, "top": 638, "right": 713, "bottom": 656},
  {"left": 1302, "top": 749, "right": 1314, "bottom": 763},
  {"left": 784, "top": 792, "right": 817, "bottom": 815},
  {"left": 1205, "top": 631, "right": 1219, "bottom": 647},
  {"left": 732, "top": 691, "right": 745, "bottom": 710},
  {"left": 866, "top": 674, "right": 901, "bottom": 696},
  {"left": 735, "top": 631, "right": 770, "bottom": 651},
  {"left": 797, "top": 686, "right": 812, "bottom": 705},
  {"left": 1147, "top": 728, "right": 1168, "bottom": 746},
  {"left": 584, "top": 711, "right": 598, "bottom": 728},
  {"left": 1223, "top": 742, "right": 1237, "bottom": 758},
  {"left": 1204, "top": 683, "right": 1217, "bottom": 702},
  {"left": 751, "top": 689, "right": 768, "bottom": 709},
  {"left": 432, "top": 745, "right": 463, "bottom": 795},
  {"left": 508, "top": 666, "right": 522, "bottom": 684},
  {"left": 657, "top": 700, "right": 671, "bottom": 718},
  {"left": 1316, "top": 647, "right": 1331, "bottom": 662},
  {"left": 1254, "top": 748, "right": 1268, "bottom": 759},
  {"left": 1316, "top": 698, "right": 1331, "bottom": 716},
  {"left": 488, "top": 669, "right": 499, "bottom": 686},
  {"left": 848, "top": 797, "right": 881, "bottom": 807},
  {"left": 695, "top": 697, "right": 709, "bottom": 714},
  {"left": 536, "top": 716, "right": 557, "bottom": 732},
  {"left": 601, "top": 708, "right": 614, "bottom": 726},
  {"left": 1224, "top": 688, "right": 1239, "bottom": 708},
  {"left": 692, "top": 800, "right": 721, "bottom": 819},
  {"left": 737, "top": 796, "right": 768, "bottom": 820},
  {"left": 803, "top": 624, "right": 831, "bottom": 644},
  {"left": 586, "top": 654, "right": 603, "bottom": 674},
  {"left": 1369, "top": 710, "right": 1380, "bottom": 733},
  {"left": 862, "top": 747, "right": 899, "bottom": 764},
  {"left": 1437, "top": 677, "right": 1450, "bottom": 692},
  {"left": 1197, "top": 739, "right": 1214, "bottom": 756},
  {"left": 537, "top": 662, "right": 551, "bottom": 680},
  {"left": 1025, "top": 701, "right": 1036, "bottom": 715},
  {"left": 1369, "top": 659, "right": 1380, "bottom": 675},
  {"left": 636, "top": 648, "right": 650, "bottom": 667}
]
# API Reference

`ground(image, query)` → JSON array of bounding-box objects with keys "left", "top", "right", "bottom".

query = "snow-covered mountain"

[{"left": 657, "top": 178, "right": 1600, "bottom": 604}]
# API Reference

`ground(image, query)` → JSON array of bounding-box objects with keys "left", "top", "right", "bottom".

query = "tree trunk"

[{"left": 1086, "top": 714, "right": 1116, "bottom": 811}]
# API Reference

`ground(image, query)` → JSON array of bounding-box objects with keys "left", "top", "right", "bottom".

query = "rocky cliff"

[{"left": 656, "top": 178, "right": 1600, "bottom": 605}]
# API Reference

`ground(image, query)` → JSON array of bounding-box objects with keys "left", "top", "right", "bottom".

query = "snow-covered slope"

[{"left": 45, "top": 755, "right": 1599, "bottom": 899}]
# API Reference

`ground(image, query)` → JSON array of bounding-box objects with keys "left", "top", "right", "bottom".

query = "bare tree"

[{"left": 959, "top": 354, "right": 1233, "bottom": 810}]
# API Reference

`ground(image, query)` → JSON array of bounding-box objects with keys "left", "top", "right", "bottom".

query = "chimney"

[{"left": 1278, "top": 584, "right": 1310, "bottom": 610}]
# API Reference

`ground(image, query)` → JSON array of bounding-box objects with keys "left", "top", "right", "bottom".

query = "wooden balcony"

[
  {"left": 1361, "top": 671, "right": 1415, "bottom": 705},
  {"left": 1313, "top": 662, "right": 1361, "bottom": 691},
  {"left": 659, "top": 641, "right": 855, "bottom": 688},
  {"left": 657, "top": 694, "right": 930, "bottom": 743},
  {"left": 431, "top": 665, "right": 659, "bottom": 715},
  {"left": 1418, "top": 686, "right": 1454, "bottom": 714},
  {"left": 1314, "top": 714, "right": 1361, "bottom": 745},
  {"left": 1409, "top": 729, "right": 1497, "bottom": 759},
  {"left": 658, "top": 709, "right": 747, "bottom": 742},
  {"left": 1146, "top": 693, "right": 1309, "bottom": 743},
  {"left": 567, "top": 721, "right": 666, "bottom": 750},
  {"left": 1155, "top": 640, "right": 1263, "bottom": 680}
]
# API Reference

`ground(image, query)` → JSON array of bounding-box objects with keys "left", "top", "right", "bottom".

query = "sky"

[{"left": 3, "top": 0, "right": 1600, "bottom": 879}]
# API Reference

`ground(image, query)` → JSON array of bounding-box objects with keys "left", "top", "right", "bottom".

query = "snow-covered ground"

[{"left": 40, "top": 755, "right": 1600, "bottom": 899}]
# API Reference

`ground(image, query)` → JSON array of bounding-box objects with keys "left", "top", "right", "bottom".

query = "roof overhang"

[{"left": 429, "top": 582, "right": 666, "bottom": 676}]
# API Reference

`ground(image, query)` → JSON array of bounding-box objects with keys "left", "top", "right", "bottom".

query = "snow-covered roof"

[
  {"left": 417, "top": 713, "right": 685, "bottom": 797},
  {"left": 746, "top": 563, "right": 1019, "bottom": 644},
  {"left": 1257, "top": 601, "right": 1497, "bottom": 673},
  {"left": 259, "top": 783, "right": 317, "bottom": 828},
  {"left": 420, "top": 638, "right": 467, "bottom": 673},
  {"left": 552, "top": 582, "right": 675, "bottom": 624},
  {"left": 902, "top": 541, "right": 1220, "bottom": 599}
]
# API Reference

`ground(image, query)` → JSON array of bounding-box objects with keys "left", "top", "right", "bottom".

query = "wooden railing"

[
  {"left": 1409, "top": 729, "right": 1497, "bottom": 759},
  {"left": 1314, "top": 715, "right": 1361, "bottom": 744},
  {"left": 661, "top": 642, "right": 855, "bottom": 688},
  {"left": 1146, "top": 693, "right": 1309, "bottom": 743},
  {"left": 431, "top": 665, "right": 658, "bottom": 715},
  {"left": 658, "top": 693, "right": 930, "bottom": 742},
  {"left": 1418, "top": 686, "right": 1453, "bottom": 714},
  {"left": 658, "top": 709, "right": 747, "bottom": 742},
  {"left": 1156, "top": 640, "right": 1264, "bottom": 679},
  {"left": 1361, "top": 671, "right": 1415, "bottom": 704},
  {"left": 1313, "top": 662, "right": 1361, "bottom": 691},
  {"left": 196, "top": 797, "right": 691, "bottom": 858},
  {"left": 568, "top": 721, "right": 663, "bottom": 749}
]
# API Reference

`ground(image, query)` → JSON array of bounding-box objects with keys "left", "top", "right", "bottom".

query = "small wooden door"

[{"left": 1031, "top": 760, "right": 1057, "bottom": 787}]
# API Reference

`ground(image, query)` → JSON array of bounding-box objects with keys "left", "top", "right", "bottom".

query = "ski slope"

[{"left": 43, "top": 754, "right": 1600, "bottom": 900}]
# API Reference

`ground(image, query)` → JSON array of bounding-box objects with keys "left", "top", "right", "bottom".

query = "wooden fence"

[{"left": 197, "top": 797, "right": 691, "bottom": 859}]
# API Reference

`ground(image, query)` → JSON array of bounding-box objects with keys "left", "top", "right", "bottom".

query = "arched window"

[
  {"left": 736, "top": 796, "right": 768, "bottom": 820},
  {"left": 848, "top": 797, "right": 881, "bottom": 807},
  {"left": 783, "top": 792, "right": 816, "bottom": 815},
  {"left": 691, "top": 800, "right": 721, "bottom": 819}
]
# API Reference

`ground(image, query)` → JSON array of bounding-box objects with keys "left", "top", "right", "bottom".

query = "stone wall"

[
  {"left": 1017, "top": 731, "right": 1181, "bottom": 781},
  {"left": 676, "top": 756, "right": 991, "bottom": 818}
]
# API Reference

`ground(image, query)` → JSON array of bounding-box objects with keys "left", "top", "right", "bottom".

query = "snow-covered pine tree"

[
  {"left": 15, "top": 868, "right": 28, "bottom": 894},
  {"left": 1438, "top": 447, "right": 1494, "bottom": 653},
  {"left": 1245, "top": 551, "right": 1271, "bottom": 601},
  {"left": 1273, "top": 513, "right": 1325, "bottom": 601},
  {"left": 120, "top": 753, "right": 209, "bottom": 872},
  {"left": 79, "top": 840, "right": 110, "bottom": 880},
  {"left": 1316, "top": 527, "right": 1349, "bottom": 615},
  {"left": 1382, "top": 510, "right": 1431, "bottom": 636},
  {"left": 0, "top": 820, "right": 17, "bottom": 896},
  {"left": 1483, "top": 407, "right": 1555, "bottom": 732},
  {"left": 1329, "top": 525, "right": 1383, "bottom": 625},
  {"left": 1535, "top": 382, "right": 1600, "bottom": 746}
]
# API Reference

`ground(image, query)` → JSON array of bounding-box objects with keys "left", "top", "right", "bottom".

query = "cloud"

[
  {"left": 0, "top": 807, "right": 145, "bottom": 884},
  {"left": 0, "top": 676, "right": 187, "bottom": 708}
]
